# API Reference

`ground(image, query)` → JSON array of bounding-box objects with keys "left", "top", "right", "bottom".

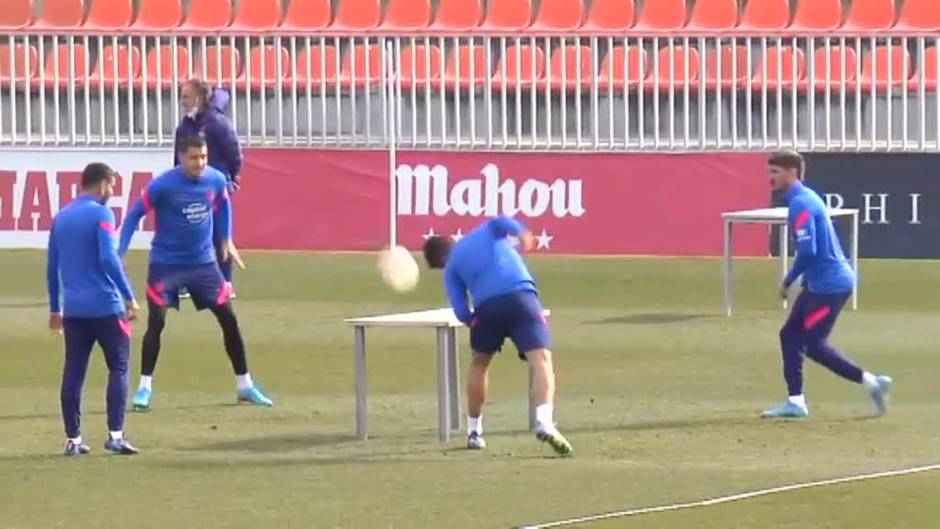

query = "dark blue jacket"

[{"left": 174, "top": 88, "right": 243, "bottom": 188}]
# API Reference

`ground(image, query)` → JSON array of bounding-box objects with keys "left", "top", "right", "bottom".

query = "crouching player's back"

[{"left": 424, "top": 216, "right": 572, "bottom": 455}]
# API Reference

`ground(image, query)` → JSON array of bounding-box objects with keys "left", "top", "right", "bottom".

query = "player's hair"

[
  {"left": 768, "top": 150, "right": 805, "bottom": 181},
  {"left": 177, "top": 136, "right": 207, "bottom": 154},
  {"left": 422, "top": 236, "right": 453, "bottom": 270},
  {"left": 81, "top": 162, "right": 115, "bottom": 188},
  {"left": 184, "top": 78, "right": 211, "bottom": 103}
]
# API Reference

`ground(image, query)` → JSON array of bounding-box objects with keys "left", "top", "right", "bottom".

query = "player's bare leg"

[
  {"left": 525, "top": 348, "right": 572, "bottom": 456},
  {"left": 465, "top": 352, "right": 491, "bottom": 449}
]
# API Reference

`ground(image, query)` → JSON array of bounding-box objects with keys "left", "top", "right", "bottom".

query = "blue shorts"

[
  {"left": 146, "top": 263, "right": 231, "bottom": 311},
  {"left": 470, "top": 290, "right": 551, "bottom": 360}
]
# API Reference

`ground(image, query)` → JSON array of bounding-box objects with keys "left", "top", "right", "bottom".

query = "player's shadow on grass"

[
  {"left": 588, "top": 313, "right": 710, "bottom": 325},
  {"left": 184, "top": 432, "right": 358, "bottom": 453}
]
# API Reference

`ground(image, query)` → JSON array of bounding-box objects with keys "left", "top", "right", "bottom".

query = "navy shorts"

[
  {"left": 146, "top": 263, "right": 231, "bottom": 311},
  {"left": 63, "top": 315, "right": 132, "bottom": 363},
  {"left": 470, "top": 290, "right": 551, "bottom": 360},
  {"left": 781, "top": 290, "right": 850, "bottom": 340}
]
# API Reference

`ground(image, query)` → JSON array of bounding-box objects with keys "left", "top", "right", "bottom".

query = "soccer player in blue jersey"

[
  {"left": 47, "top": 162, "right": 141, "bottom": 456},
  {"left": 763, "top": 150, "right": 892, "bottom": 419},
  {"left": 119, "top": 136, "right": 272, "bottom": 410},
  {"left": 423, "top": 217, "right": 572, "bottom": 455}
]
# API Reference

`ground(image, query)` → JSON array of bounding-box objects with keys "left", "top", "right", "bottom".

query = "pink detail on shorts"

[
  {"left": 117, "top": 319, "right": 132, "bottom": 337},
  {"left": 470, "top": 317, "right": 479, "bottom": 328},
  {"left": 216, "top": 281, "right": 233, "bottom": 305},
  {"left": 146, "top": 282, "right": 166, "bottom": 307}
]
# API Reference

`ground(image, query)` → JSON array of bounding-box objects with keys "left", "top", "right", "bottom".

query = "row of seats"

[
  {"left": 2, "top": 0, "right": 939, "bottom": 33},
  {"left": 1, "top": 41, "right": 936, "bottom": 92}
]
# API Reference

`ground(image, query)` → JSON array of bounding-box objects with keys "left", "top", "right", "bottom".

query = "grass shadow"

[
  {"left": 587, "top": 313, "right": 711, "bottom": 325},
  {"left": 183, "top": 432, "right": 358, "bottom": 453}
]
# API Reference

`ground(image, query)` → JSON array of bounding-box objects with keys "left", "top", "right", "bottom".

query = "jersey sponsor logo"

[
  {"left": 796, "top": 228, "right": 811, "bottom": 241},
  {"left": 182, "top": 202, "right": 210, "bottom": 223}
]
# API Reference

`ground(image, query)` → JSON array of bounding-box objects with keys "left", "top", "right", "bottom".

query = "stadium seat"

[
  {"left": 0, "top": 0, "right": 33, "bottom": 29},
  {"left": 287, "top": 45, "right": 339, "bottom": 89},
  {"left": 789, "top": 0, "right": 842, "bottom": 32},
  {"left": 751, "top": 46, "right": 805, "bottom": 91},
  {"left": 134, "top": 0, "right": 184, "bottom": 30},
  {"left": 894, "top": 0, "right": 940, "bottom": 31},
  {"left": 139, "top": 46, "right": 191, "bottom": 89},
  {"left": 528, "top": 0, "right": 584, "bottom": 32},
  {"left": 280, "top": 0, "right": 330, "bottom": 30},
  {"left": 229, "top": 0, "right": 282, "bottom": 32},
  {"left": 800, "top": 46, "right": 858, "bottom": 92},
  {"left": 840, "top": 0, "right": 897, "bottom": 32},
  {"left": 332, "top": 0, "right": 381, "bottom": 31},
  {"left": 860, "top": 45, "right": 912, "bottom": 92},
  {"left": 480, "top": 0, "right": 533, "bottom": 31},
  {"left": 31, "top": 0, "right": 83, "bottom": 29},
  {"left": 649, "top": 46, "right": 700, "bottom": 90},
  {"left": 431, "top": 0, "right": 483, "bottom": 31},
  {"left": 89, "top": 44, "right": 141, "bottom": 88},
  {"left": 492, "top": 45, "right": 545, "bottom": 90},
  {"left": 909, "top": 47, "right": 939, "bottom": 91},
  {"left": 545, "top": 45, "right": 593, "bottom": 91},
  {"left": 339, "top": 44, "right": 383, "bottom": 88},
  {"left": 581, "top": 0, "right": 635, "bottom": 32},
  {"left": 685, "top": 0, "right": 738, "bottom": 32},
  {"left": 84, "top": 0, "right": 133, "bottom": 29},
  {"left": 399, "top": 44, "right": 443, "bottom": 89},
  {"left": 0, "top": 44, "right": 38, "bottom": 85},
  {"left": 442, "top": 44, "right": 488, "bottom": 89},
  {"left": 237, "top": 45, "right": 289, "bottom": 89},
  {"left": 35, "top": 44, "right": 89, "bottom": 88},
  {"left": 383, "top": 0, "right": 432, "bottom": 30},
  {"left": 634, "top": 0, "right": 686, "bottom": 31},
  {"left": 180, "top": 0, "right": 232, "bottom": 31},
  {"left": 703, "top": 45, "right": 748, "bottom": 90},
  {"left": 737, "top": 0, "right": 790, "bottom": 32},
  {"left": 194, "top": 45, "right": 242, "bottom": 85},
  {"left": 597, "top": 46, "right": 649, "bottom": 91}
]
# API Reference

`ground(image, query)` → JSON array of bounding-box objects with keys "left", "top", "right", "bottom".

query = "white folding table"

[{"left": 722, "top": 207, "right": 859, "bottom": 317}]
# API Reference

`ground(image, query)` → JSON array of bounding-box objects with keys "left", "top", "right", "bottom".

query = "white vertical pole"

[{"left": 385, "top": 41, "right": 398, "bottom": 249}]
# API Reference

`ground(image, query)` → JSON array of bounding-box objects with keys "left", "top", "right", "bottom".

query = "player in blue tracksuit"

[
  {"left": 763, "top": 150, "right": 892, "bottom": 419},
  {"left": 423, "top": 217, "right": 572, "bottom": 455},
  {"left": 47, "top": 163, "right": 140, "bottom": 456},
  {"left": 119, "top": 136, "right": 272, "bottom": 410}
]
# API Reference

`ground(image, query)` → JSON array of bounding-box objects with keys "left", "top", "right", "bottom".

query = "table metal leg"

[
  {"left": 780, "top": 222, "right": 789, "bottom": 310},
  {"left": 354, "top": 326, "right": 368, "bottom": 441},
  {"left": 723, "top": 219, "right": 733, "bottom": 316},
  {"left": 435, "top": 328, "right": 451, "bottom": 442},
  {"left": 851, "top": 211, "right": 859, "bottom": 310},
  {"left": 446, "top": 327, "right": 460, "bottom": 432}
]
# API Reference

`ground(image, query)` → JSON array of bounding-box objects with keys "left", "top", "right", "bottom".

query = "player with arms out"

[
  {"left": 47, "top": 163, "right": 141, "bottom": 456},
  {"left": 119, "top": 136, "right": 273, "bottom": 410},
  {"left": 423, "top": 216, "right": 572, "bottom": 455},
  {"left": 763, "top": 150, "right": 892, "bottom": 419}
]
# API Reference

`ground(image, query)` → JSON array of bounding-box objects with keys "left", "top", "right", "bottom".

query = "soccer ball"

[{"left": 377, "top": 245, "right": 420, "bottom": 292}]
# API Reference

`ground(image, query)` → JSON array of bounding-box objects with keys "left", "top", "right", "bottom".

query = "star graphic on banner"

[
  {"left": 422, "top": 227, "right": 438, "bottom": 240},
  {"left": 535, "top": 228, "right": 554, "bottom": 250},
  {"left": 451, "top": 229, "right": 465, "bottom": 242}
]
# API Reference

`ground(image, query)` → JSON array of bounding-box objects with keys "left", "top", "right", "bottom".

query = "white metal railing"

[{"left": 1, "top": 33, "right": 939, "bottom": 151}]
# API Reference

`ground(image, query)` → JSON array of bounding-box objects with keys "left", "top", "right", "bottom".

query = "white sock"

[
  {"left": 861, "top": 372, "right": 879, "bottom": 390},
  {"left": 109, "top": 431, "right": 123, "bottom": 441},
  {"left": 788, "top": 394, "right": 807, "bottom": 408},
  {"left": 67, "top": 436, "right": 82, "bottom": 445},
  {"left": 535, "top": 404, "right": 556, "bottom": 433},
  {"left": 138, "top": 375, "right": 152, "bottom": 391},
  {"left": 236, "top": 373, "right": 254, "bottom": 391},
  {"left": 468, "top": 415, "right": 482, "bottom": 436}
]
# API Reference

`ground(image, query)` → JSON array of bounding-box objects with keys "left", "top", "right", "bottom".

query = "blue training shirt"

[
  {"left": 47, "top": 194, "right": 135, "bottom": 318},
  {"left": 443, "top": 216, "right": 538, "bottom": 325},
  {"left": 782, "top": 182, "right": 855, "bottom": 294},
  {"left": 118, "top": 165, "right": 232, "bottom": 266}
]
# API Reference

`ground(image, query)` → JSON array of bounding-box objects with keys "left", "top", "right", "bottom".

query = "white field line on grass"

[{"left": 515, "top": 463, "right": 940, "bottom": 529}]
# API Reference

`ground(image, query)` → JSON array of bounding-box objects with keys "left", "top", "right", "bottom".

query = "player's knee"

[
  {"left": 524, "top": 348, "right": 552, "bottom": 366},
  {"left": 470, "top": 352, "right": 492, "bottom": 369}
]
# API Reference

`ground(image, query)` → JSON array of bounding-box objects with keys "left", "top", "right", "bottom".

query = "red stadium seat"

[
  {"left": 84, "top": 0, "right": 133, "bottom": 29},
  {"left": 790, "top": 0, "right": 842, "bottom": 32},
  {"left": 287, "top": 45, "right": 339, "bottom": 89},
  {"left": 737, "top": 0, "right": 790, "bottom": 32},
  {"left": 841, "top": 0, "right": 896, "bottom": 32},
  {"left": 280, "top": 0, "right": 330, "bottom": 30},
  {"left": 597, "top": 46, "right": 649, "bottom": 91},
  {"left": 195, "top": 45, "right": 242, "bottom": 85},
  {"left": 443, "top": 44, "right": 488, "bottom": 89},
  {"left": 138, "top": 46, "right": 191, "bottom": 89},
  {"left": 89, "top": 44, "right": 141, "bottom": 87},
  {"left": 333, "top": 0, "right": 381, "bottom": 31},
  {"left": 581, "top": 0, "right": 635, "bottom": 32},
  {"left": 229, "top": 0, "right": 281, "bottom": 31},
  {"left": 0, "top": 44, "right": 39, "bottom": 85},
  {"left": 480, "top": 0, "right": 532, "bottom": 31},
  {"left": 686, "top": 0, "right": 738, "bottom": 32},
  {"left": 634, "top": 0, "right": 686, "bottom": 31},
  {"left": 703, "top": 45, "right": 748, "bottom": 90},
  {"left": 751, "top": 46, "right": 805, "bottom": 91},
  {"left": 134, "top": 0, "right": 184, "bottom": 30},
  {"left": 909, "top": 47, "right": 939, "bottom": 91},
  {"left": 529, "top": 0, "right": 584, "bottom": 32},
  {"left": 492, "top": 45, "right": 545, "bottom": 89},
  {"left": 860, "top": 45, "right": 912, "bottom": 92},
  {"left": 895, "top": 0, "right": 940, "bottom": 31},
  {"left": 0, "top": 0, "right": 33, "bottom": 29},
  {"left": 339, "top": 44, "right": 382, "bottom": 88},
  {"left": 181, "top": 0, "right": 232, "bottom": 31},
  {"left": 648, "top": 45, "right": 700, "bottom": 90},
  {"left": 800, "top": 46, "right": 858, "bottom": 92},
  {"left": 31, "top": 0, "right": 83, "bottom": 29},
  {"left": 383, "top": 0, "right": 432, "bottom": 30},
  {"left": 237, "top": 45, "right": 289, "bottom": 89},
  {"left": 399, "top": 44, "right": 443, "bottom": 89},
  {"left": 545, "top": 45, "right": 593, "bottom": 91},
  {"left": 431, "top": 0, "right": 483, "bottom": 31},
  {"left": 35, "top": 44, "right": 89, "bottom": 88}
]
